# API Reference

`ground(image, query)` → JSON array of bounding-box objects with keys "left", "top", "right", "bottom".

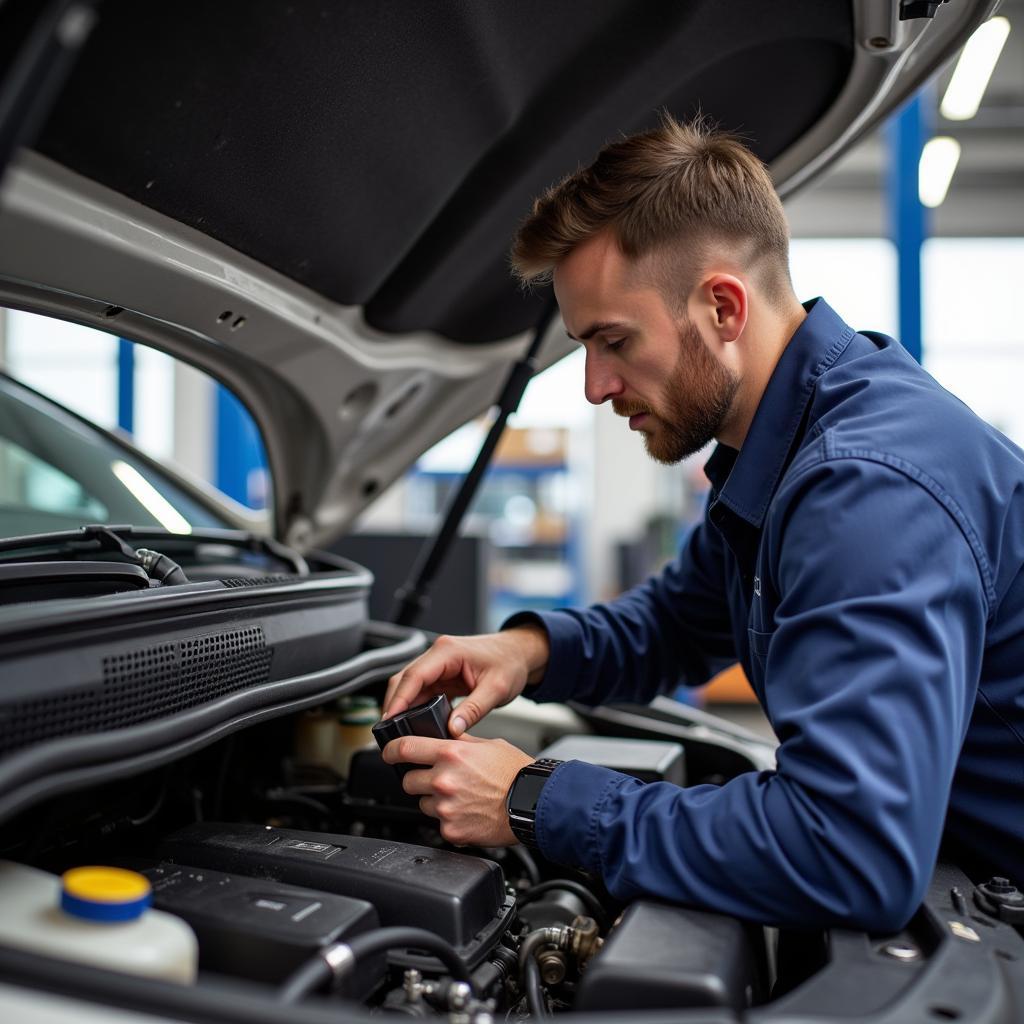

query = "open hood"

[{"left": 0, "top": 0, "right": 996, "bottom": 549}]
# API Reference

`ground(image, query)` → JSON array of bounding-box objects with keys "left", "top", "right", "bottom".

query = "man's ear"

[{"left": 696, "top": 274, "right": 747, "bottom": 344}]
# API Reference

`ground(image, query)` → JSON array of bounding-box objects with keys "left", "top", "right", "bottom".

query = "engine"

[{"left": 0, "top": 714, "right": 768, "bottom": 1020}]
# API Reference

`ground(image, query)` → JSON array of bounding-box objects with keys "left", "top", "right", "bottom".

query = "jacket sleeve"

[
  {"left": 534, "top": 457, "right": 987, "bottom": 930},
  {"left": 504, "top": 499, "right": 737, "bottom": 707}
]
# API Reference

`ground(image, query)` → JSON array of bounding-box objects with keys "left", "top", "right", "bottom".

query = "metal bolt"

[
  {"left": 403, "top": 968, "right": 423, "bottom": 1001},
  {"left": 448, "top": 982, "right": 472, "bottom": 1011},
  {"left": 882, "top": 943, "right": 921, "bottom": 961},
  {"left": 950, "top": 886, "right": 968, "bottom": 915},
  {"left": 570, "top": 915, "right": 601, "bottom": 965},
  {"left": 868, "top": 36, "right": 891, "bottom": 49},
  {"left": 538, "top": 949, "right": 566, "bottom": 986}
]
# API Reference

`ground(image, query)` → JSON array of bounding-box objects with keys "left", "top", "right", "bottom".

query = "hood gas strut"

[
  {"left": 0, "top": 0, "right": 98, "bottom": 192},
  {"left": 392, "top": 301, "right": 558, "bottom": 628}
]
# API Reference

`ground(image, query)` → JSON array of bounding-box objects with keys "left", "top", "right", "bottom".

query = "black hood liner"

[{"left": 34, "top": 0, "right": 852, "bottom": 343}]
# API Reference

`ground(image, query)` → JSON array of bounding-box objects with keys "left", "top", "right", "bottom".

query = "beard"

[{"left": 612, "top": 318, "right": 739, "bottom": 465}]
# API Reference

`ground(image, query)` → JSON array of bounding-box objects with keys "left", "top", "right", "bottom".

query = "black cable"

[
  {"left": 128, "top": 779, "right": 166, "bottom": 826},
  {"left": 348, "top": 928, "right": 472, "bottom": 985},
  {"left": 470, "top": 960, "right": 503, "bottom": 999},
  {"left": 471, "top": 943, "right": 516, "bottom": 998},
  {"left": 517, "top": 880, "right": 606, "bottom": 929},
  {"left": 264, "top": 789, "right": 334, "bottom": 822},
  {"left": 506, "top": 843, "right": 541, "bottom": 886},
  {"left": 277, "top": 956, "right": 332, "bottom": 1004},
  {"left": 277, "top": 926, "right": 474, "bottom": 1005},
  {"left": 523, "top": 955, "right": 548, "bottom": 1018}
]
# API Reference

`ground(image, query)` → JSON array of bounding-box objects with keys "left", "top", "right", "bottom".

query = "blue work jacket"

[{"left": 514, "top": 298, "right": 1024, "bottom": 931}]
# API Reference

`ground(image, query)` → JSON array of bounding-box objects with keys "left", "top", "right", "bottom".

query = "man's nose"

[{"left": 583, "top": 352, "right": 623, "bottom": 405}]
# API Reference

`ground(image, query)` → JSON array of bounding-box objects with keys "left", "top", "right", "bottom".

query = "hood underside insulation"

[{"left": 33, "top": 0, "right": 852, "bottom": 343}]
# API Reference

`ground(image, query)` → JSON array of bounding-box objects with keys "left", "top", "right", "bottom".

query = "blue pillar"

[
  {"left": 884, "top": 93, "right": 930, "bottom": 364},
  {"left": 117, "top": 338, "right": 135, "bottom": 432},
  {"left": 215, "top": 384, "right": 267, "bottom": 508}
]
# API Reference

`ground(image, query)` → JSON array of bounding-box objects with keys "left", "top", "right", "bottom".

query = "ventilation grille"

[
  {"left": 219, "top": 575, "right": 298, "bottom": 588},
  {"left": 0, "top": 626, "right": 272, "bottom": 757}
]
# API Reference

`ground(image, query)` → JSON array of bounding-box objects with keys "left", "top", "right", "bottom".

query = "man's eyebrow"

[{"left": 565, "top": 320, "right": 632, "bottom": 342}]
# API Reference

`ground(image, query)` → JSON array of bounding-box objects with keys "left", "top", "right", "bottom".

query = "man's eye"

[{"left": 606, "top": 338, "right": 626, "bottom": 352}]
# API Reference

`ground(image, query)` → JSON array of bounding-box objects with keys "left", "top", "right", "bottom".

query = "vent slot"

[
  {"left": 218, "top": 575, "right": 298, "bottom": 588},
  {"left": 0, "top": 627, "right": 272, "bottom": 756}
]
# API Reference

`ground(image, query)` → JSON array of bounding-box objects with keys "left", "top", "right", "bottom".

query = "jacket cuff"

[
  {"left": 534, "top": 759, "right": 638, "bottom": 872},
  {"left": 501, "top": 610, "right": 586, "bottom": 704}
]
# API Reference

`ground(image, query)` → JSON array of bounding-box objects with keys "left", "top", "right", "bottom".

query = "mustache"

[{"left": 612, "top": 399, "right": 653, "bottom": 418}]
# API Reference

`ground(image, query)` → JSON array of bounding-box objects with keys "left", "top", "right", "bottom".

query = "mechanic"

[{"left": 381, "top": 115, "right": 1024, "bottom": 930}]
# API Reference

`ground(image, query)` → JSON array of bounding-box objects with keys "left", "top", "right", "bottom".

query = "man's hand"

[
  {"left": 382, "top": 734, "right": 535, "bottom": 846},
  {"left": 382, "top": 626, "right": 550, "bottom": 736}
]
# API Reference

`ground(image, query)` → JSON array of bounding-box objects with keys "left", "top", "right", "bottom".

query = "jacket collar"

[{"left": 704, "top": 297, "right": 856, "bottom": 528}]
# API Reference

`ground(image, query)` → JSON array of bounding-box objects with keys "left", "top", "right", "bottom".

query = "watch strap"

[{"left": 506, "top": 758, "right": 563, "bottom": 849}]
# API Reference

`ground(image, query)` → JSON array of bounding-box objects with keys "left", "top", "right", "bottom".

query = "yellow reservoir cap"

[
  {"left": 63, "top": 867, "right": 151, "bottom": 903},
  {"left": 61, "top": 867, "right": 152, "bottom": 922}
]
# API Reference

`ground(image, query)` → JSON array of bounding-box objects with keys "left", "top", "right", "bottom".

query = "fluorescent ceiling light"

[
  {"left": 919, "top": 137, "right": 961, "bottom": 208},
  {"left": 940, "top": 17, "right": 1011, "bottom": 121},
  {"left": 111, "top": 460, "right": 193, "bottom": 534}
]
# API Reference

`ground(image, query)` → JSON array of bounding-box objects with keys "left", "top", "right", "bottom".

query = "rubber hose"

[
  {"left": 523, "top": 955, "right": 547, "bottom": 1018},
  {"left": 277, "top": 956, "right": 332, "bottom": 1004},
  {"left": 518, "top": 879, "right": 606, "bottom": 928},
  {"left": 346, "top": 927, "right": 473, "bottom": 987},
  {"left": 506, "top": 843, "right": 541, "bottom": 885},
  {"left": 278, "top": 926, "right": 473, "bottom": 1005},
  {"left": 134, "top": 548, "right": 189, "bottom": 586}
]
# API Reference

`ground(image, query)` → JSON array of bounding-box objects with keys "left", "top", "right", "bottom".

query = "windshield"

[{"left": 0, "top": 376, "right": 231, "bottom": 539}]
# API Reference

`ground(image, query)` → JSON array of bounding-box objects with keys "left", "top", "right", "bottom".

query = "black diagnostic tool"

[{"left": 372, "top": 694, "right": 452, "bottom": 778}]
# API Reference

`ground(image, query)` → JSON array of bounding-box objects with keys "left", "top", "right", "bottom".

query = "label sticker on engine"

[
  {"left": 253, "top": 898, "right": 287, "bottom": 912},
  {"left": 280, "top": 839, "right": 344, "bottom": 858}
]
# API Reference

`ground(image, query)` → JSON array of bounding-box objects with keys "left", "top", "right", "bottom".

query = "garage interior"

[
  {"left": 2, "top": 3, "right": 1020, "bottom": 738},
  {"left": 0, "top": 2, "right": 1023, "bottom": 1020}
]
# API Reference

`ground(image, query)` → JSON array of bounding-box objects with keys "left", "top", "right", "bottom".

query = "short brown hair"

[{"left": 511, "top": 114, "right": 792, "bottom": 303}]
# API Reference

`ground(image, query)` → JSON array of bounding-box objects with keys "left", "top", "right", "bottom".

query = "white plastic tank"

[{"left": 0, "top": 861, "right": 198, "bottom": 983}]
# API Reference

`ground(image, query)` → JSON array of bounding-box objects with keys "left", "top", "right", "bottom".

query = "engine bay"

[
  {"left": 0, "top": 702, "right": 779, "bottom": 1021},
  {"left": 0, "top": 532, "right": 1021, "bottom": 1022},
  {"left": 3, "top": 695, "right": 1022, "bottom": 1024}
]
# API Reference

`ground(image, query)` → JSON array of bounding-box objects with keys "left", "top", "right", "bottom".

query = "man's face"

[{"left": 554, "top": 231, "right": 739, "bottom": 464}]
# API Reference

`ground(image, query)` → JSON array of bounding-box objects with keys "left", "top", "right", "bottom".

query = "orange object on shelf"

[
  {"left": 494, "top": 427, "right": 568, "bottom": 466},
  {"left": 703, "top": 663, "right": 757, "bottom": 703}
]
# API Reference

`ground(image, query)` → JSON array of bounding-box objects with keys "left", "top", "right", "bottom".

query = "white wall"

[
  {"left": 6, "top": 311, "right": 118, "bottom": 428},
  {"left": 922, "top": 238, "right": 1024, "bottom": 443},
  {"left": 3, "top": 309, "right": 217, "bottom": 486},
  {"left": 789, "top": 238, "right": 898, "bottom": 336}
]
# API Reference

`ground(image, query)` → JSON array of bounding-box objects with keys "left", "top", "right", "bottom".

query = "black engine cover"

[
  {"left": 576, "top": 900, "right": 764, "bottom": 1012},
  {"left": 159, "top": 823, "right": 513, "bottom": 968}
]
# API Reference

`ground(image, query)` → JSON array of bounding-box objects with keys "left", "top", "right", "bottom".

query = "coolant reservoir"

[{"left": 0, "top": 862, "right": 198, "bottom": 983}]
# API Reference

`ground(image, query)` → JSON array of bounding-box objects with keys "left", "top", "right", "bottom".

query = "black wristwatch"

[{"left": 506, "top": 758, "right": 563, "bottom": 849}]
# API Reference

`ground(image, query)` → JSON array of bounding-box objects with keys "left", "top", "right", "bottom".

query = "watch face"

[{"left": 514, "top": 772, "right": 548, "bottom": 814}]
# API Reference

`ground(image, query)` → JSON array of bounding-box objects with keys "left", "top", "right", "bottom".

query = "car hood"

[{"left": 0, "top": 0, "right": 995, "bottom": 549}]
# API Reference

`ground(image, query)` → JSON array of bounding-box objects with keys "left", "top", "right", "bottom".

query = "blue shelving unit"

[{"left": 408, "top": 429, "right": 584, "bottom": 628}]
